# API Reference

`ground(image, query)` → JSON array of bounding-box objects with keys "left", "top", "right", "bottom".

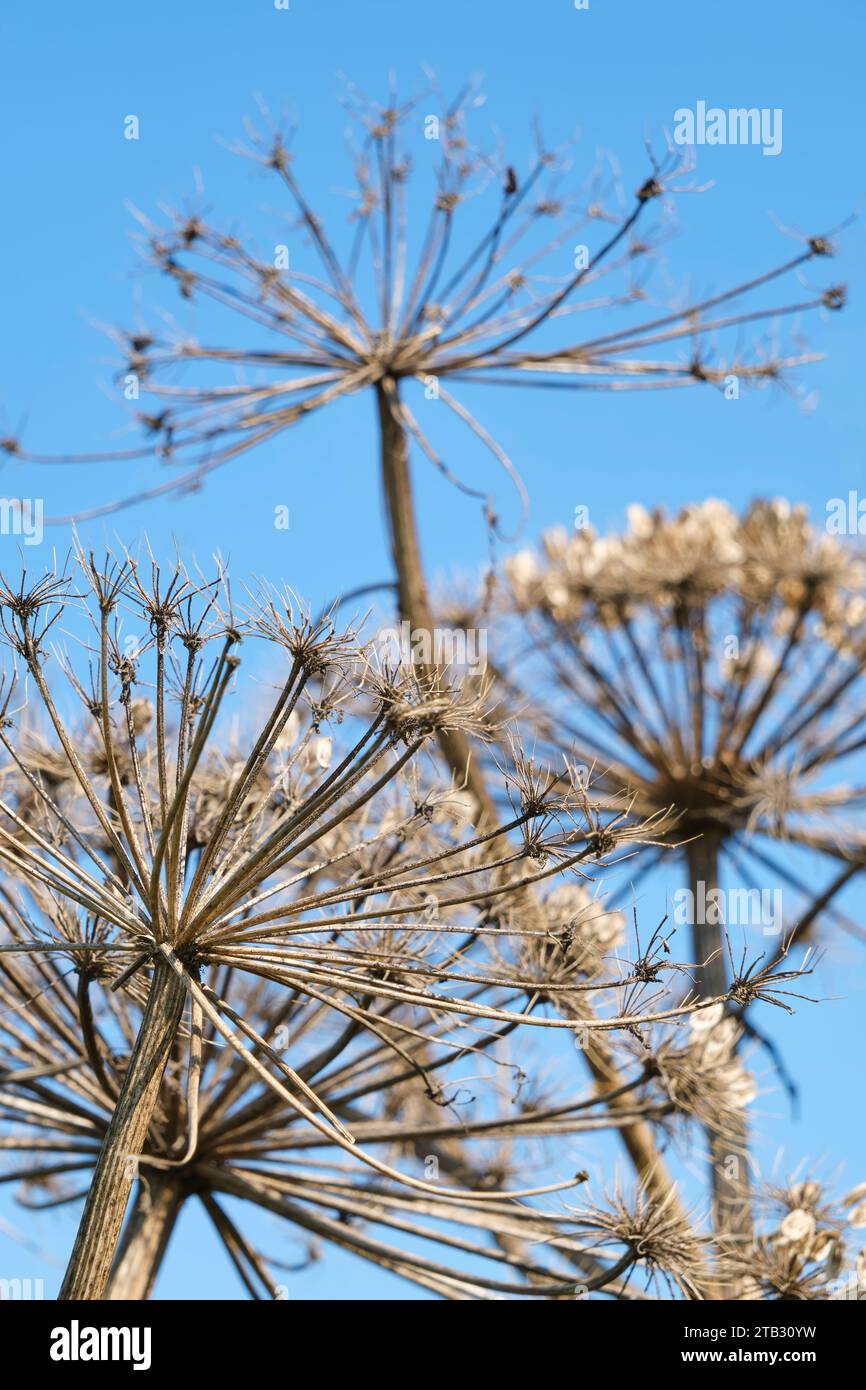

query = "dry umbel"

[
  {"left": 464, "top": 498, "right": 866, "bottom": 1275},
  {"left": 718, "top": 1176, "right": 866, "bottom": 1301},
  {"left": 2, "top": 926, "right": 675, "bottom": 1300},
  {"left": 0, "top": 545, "right": 782, "bottom": 1300},
  {"left": 1, "top": 81, "right": 846, "bottom": 831},
  {"left": 498, "top": 498, "right": 866, "bottom": 973},
  {"left": 3, "top": 87, "right": 843, "bottom": 525}
]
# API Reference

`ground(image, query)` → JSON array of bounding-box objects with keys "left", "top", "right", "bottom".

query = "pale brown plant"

[
  {"left": 0, "top": 82, "right": 851, "bottom": 1300},
  {"left": 1, "top": 81, "right": 846, "bottom": 828},
  {"left": 478, "top": 498, "right": 866, "bottom": 1280},
  {"left": 2, "top": 546, "right": 781, "bottom": 1300}
]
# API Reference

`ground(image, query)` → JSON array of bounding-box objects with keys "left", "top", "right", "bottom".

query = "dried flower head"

[
  {"left": 498, "top": 499, "right": 866, "bottom": 965},
  {"left": 1, "top": 548, "right": 733, "bottom": 1298},
  {"left": 569, "top": 1185, "right": 710, "bottom": 1299},
  {"left": 720, "top": 1175, "right": 860, "bottom": 1300},
  {"left": 5, "top": 91, "right": 843, "bottom": 536}
]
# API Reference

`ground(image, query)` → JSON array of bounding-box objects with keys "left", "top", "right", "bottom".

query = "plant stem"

[
  {"left": 107, "top": 1173, "right": 184, "bottom": 1300},
  {"left": 375, "top": 375, "right": 687, "bottom": 1224},
  {"left": 686, "top": 827, "right": 753, "bottom": 1287},
  {"left": 582, "top": 1037, "right": 690, "bottom": 1217},
  {"left": 375, "top": 378, "right": 497, "bottom": 827},
  {"left": 58, "top": 958, "right": 187, "bottom": 1300}
]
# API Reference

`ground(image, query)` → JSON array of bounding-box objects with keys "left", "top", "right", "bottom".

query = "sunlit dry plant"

[
  {"left": 2, "top": 81, "right": 846, "bottom": 822},
  {"left": 1, "top": 929, "right": 674, "bottom": 1301},
  {"left": 568, "top": 1184, "right": 711, "bottom": 1300},
  {"left": 471, "top": 499, "right": 866, "bottom": 1270},
  {"left": 498, "top": 498, "right": 866, "bottom": 966},
  {"left": 718, "top": 1175, "right": 866, "bottom": 1301},
  {"left": 644, "top": 1002, "right": 758, "bottom": 1148},
  {"left": 0, "top": 545, "right": 776, "bottom": 1301},
  {"left": 0, "top": 824, "right": 820, "bottom": 1301},
  {"left": 0, "top": 87, "right": 850, "bottom": 1294}
]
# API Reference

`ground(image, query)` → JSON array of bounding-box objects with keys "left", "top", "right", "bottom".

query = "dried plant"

[
  {"left": 0, "top": 82, "right": 853, "bottom": 1304},
  {"left": 2, "top": 545, "right": 794, "bottom": 1300},
  {"left": 3, "top": 82, "right": 846, "bottom": 825},
  {"left": 718, "top": 1176, "right": 866, "bottom": 1301},
  {"left": 646, "top": 1002, "right": 758, "bottom": 1150},
  {"left": 569, "top": 1185, "right": 711, "bottom": 1300},
  {"left": 499, "top": 497, "right": 866, "bottom": 957},
  {"left": 1, "top": 932, "right": 669, "bottom": 1301},
  {"left": 467, "top": 498, "right": 866, "bottom": 1277}
]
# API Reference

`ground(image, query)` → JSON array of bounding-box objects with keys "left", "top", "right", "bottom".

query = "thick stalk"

[
  {"left": 686, "top": 828, "right": 752, "bottom": 1289},
  {"left": 107, "top": 1173, "right": 184, "bottom": 1300},
  {"left": 59, "top": 958, "right": 187, "bottom": 1300},
  {"left": 582, "top": 1037, "right": 690, "bottom": 1219},
  {"left": 558, "top": 995, "right": 690, "bottom": 1223},
  {"left": 375, "top": 376, "right": 686, "bottom": 1222},
  {"left": 375, "top": 378, "right": 498, "bottom": 828}
]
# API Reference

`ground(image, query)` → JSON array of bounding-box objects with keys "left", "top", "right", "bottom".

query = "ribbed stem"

[
  {"left": 375, "top": 378, "right": 497, "bottom": 828},
  {"left": 686, "top": 828, "right": 752, "bottom": 1292},
  {"left": 107, "top": 1173, "right": 184, "bottom": 1300},
  {"left": 59, "top": 958, "right": 187, "bottom": 1300}
]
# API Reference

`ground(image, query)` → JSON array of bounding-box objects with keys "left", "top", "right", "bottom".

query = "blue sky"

[{"left": 0, "top": 0, "right": 864, "bottom": 1299}]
